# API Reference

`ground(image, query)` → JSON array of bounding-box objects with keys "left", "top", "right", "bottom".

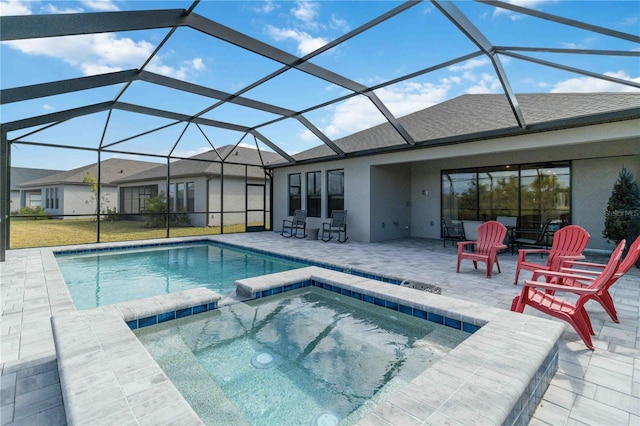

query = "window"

[
  {"left": 120, "top": 185, "right": 158, "bottom": 214},
  {"left": 167, "top": 182, "right": 194, "bottom": 212},
  {"left": 176, "top": 183, "right": 185, "bottom": 212},
  {"left": 168, "top": 183, "right": 176, "bottom": 212},
  {"left": 186, "top": 182, "right": 195, "bottom": 212},
  {"left": 28, "top": 193, "right": 41, "bottom": 207},
  {"left": 520, "top": 164, "right": 570, "bottom": 230},
  {"left": 441, "top": 162, "right": 570, "bottom": 232},
  {"left": 327, "top": 169, "right": 344, "bottom": 215},
  {"left": 288, "top": 173, "right": 301, "bottom": 216},
  {"left": 307, "top": 171, "right": 321, "bottom": 217},
  {"left": 44, "top": 187, "right": 59, "bottom": 210}
]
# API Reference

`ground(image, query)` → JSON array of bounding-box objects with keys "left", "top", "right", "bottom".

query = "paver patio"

[{"left": 1, "top": 232, "right": 638, "bottom": 425}]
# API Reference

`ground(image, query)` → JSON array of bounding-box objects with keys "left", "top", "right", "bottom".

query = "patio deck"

[{"left": 1, "top": 232, "right": 638, "bottom": 425}]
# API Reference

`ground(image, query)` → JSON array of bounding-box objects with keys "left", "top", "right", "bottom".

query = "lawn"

[{"left": 9, "top": 219, "right": 249, "bottom": 249}]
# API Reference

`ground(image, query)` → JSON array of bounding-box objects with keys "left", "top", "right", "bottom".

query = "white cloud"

[
  {"left": 41, "top": 3, "right": 84, "bottom": 14},
  {"left": 618, "top": 16, "right": 638, "bottom": 27},
  {"left": 79, "top": 0, "right": 120, "bottom": 12},
  {"left": 0, "top": 0, "right": 120, "bottom": 15},
  {"left": 191, "top": 58, "right": 206, "bottom": 71},
  {"left": 0, "top": 0, "right": 31, "bottom": 16},
  {"left": 330, "top": 14, "right": 349, "bottom": 32},
  {"left": 171, "top": 147, "right": 211, "bottom": 158},
  {"left": 550, "top": 71, "right": 640, "bottom": 93},
  {"left": 324, "top": 96, "right": 381, "bottom": 137},
  {"left": 43, "top": 104, "right": 54, "bottom": 111},
  {"left": 297, "top": 128, "right": 318, "bottom": 143},
  {"left": 492, "top": 1, "right": 557, "bottom": 20},
  {"left": 252, "top": 0, "right": 278, "bottom": 14},
  {"left": 323, "top": 80, "right": 453, "bottom": 137},
  {"left": 265, "top": 25, "right": 327, "bottom": 55},
  {"left": 5, "top": 33, "right": 204, "bottom": 79},
  {"left": 319, "top": 56, "right": 503, "bottom": 137},
  {"left": 465, "top": 73, "right": 502, "bottom": 94},
  {"left": 448, "top": 58, "right": 490, "bottom": 72},
  {"left": 292, "top": 1, "right": 320, "bottom": 28}
]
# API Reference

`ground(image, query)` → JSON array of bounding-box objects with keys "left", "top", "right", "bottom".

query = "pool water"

[
  {"left": 56, "top": 243, "right": 306, "bottom": 309},
  {"left": 135, "top": 287, "right": 469, "bottom": 425}
]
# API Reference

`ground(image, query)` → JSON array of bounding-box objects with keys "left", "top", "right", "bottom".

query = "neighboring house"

[
  {"left": 9, "top": 167, "right": 62, "bottom": 212},
  {"left": 114, "top": 145, "right": 282, "bottom": 228},
  {"left": 18, "top": 158, "right": 160, "bottom": 218},
  {"left": 269, "top": 93, "right": 640, "bottom": 251}
]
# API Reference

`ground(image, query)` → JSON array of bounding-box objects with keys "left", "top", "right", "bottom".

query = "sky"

[{"left": 1, "top": 0, "right": 639, "bottom": 170}]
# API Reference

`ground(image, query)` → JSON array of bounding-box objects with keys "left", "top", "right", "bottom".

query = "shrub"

[
  {"left": 15, "top": 206, "right": 50, "bottom": 220},
  {"left": 603, "top": 167, "right": 640, "bottom": 245},
  {"left": 143, "top": 194, "right": 168, "bottom": 228},
  {"left": 142, "top": 194, "right": 191, "bottom": 228},
  {"left": 101, "top": 206, "right": 120, "bottom": 222}
]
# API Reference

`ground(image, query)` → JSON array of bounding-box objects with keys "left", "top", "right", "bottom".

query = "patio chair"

[
  {"left": 513, "top": 225, "right": 590, "bottom": 284},
  {"left": 456, "top": 220, "right": 507, "bottom": 278},
  {"left": 510, "top": 240, "right": 625, "bottom": 350},
  {"left": 442, "top": 218, "right": 463, "bottom": 247},
  {"left": 321, "top": 210, "right": 348, "bottom": 243},
  {"left": 511, "top": 219, "right": 553, "bottom": 255},
  {"left": 496, "top": 215, "right": 518, "bottom": 252},
  {"left": 551, "top": 234, "right": 640, "bottom": 323},
  {"left": 281, "top": 209, "right": 307, "bottom": 238},
  {"left": 461, "top": 220, "right": 484, "bottom": 242}
]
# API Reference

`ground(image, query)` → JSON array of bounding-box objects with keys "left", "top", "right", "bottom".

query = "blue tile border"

[
  {"left": 251, "top": 279, "right": 479, "bottom": 334},
  {"left": 126, "top": 301, "right": 218, "bottom": 330}
]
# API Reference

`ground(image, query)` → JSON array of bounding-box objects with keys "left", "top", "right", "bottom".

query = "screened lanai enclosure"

[{"left": 1, "top": 0, "right": 639, "bottom": 260}]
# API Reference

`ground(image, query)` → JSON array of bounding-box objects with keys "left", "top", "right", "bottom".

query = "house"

[
  {"left": 114, "top": 145, "right": 283, "bottom": 228},
  {"left": 18, "top": 158, "right": 160, "bottom": 218},
  {"left": 9, "top": 167, "right": 61, "bottom": 212},
  {"left": 269, "top": 93, "right": 640, "bottom": 251}
]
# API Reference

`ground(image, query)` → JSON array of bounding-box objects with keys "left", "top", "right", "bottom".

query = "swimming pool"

[
  {"left": 55, "top": 242, "right": 307, "bottom": 309},
  {"left": 135, "top": 287, "right": 469, "bottom": 425}
]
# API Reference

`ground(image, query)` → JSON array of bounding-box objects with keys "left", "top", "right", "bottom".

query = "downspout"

[
  {"left": 220, "top": 162, "right": 224, "bottom": 234},
  {"left": 0, "top": 128, "right": 10, "bottom": 261},
  {"left": 206, "top": 175, "right": 212, "bottom": 227},
  {"left": 166, "top": 157, "right": 171, "bottom": 238},
  {"left": 96, "top": 151, "right": 101, "bottom": 243}
]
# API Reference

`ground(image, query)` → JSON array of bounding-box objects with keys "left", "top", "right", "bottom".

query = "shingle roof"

[
  {"left": 289, "top": 93, "right": 640, "bottom": 162},
  {"left": 10, "top": 167, "right": 61, "bottom": 190},
  {"left": 114, "top": 145, "right": 283, "bottom": 184},
  {"left": 19, "top": 158, "right": 160, "bottom": 188}
]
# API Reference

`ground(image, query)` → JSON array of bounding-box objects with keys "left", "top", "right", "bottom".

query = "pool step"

[{"left": 50, "top": 288, "right": 223, "bottom": 425}]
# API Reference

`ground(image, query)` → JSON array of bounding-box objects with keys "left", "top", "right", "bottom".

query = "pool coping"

[{"left": 52, "top": 288, "right": 222, "bottom": 425}]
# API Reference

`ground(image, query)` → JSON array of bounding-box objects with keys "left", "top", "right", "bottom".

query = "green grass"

[{"left": 8, "top": 219, "right": 253, "bottom": 249}]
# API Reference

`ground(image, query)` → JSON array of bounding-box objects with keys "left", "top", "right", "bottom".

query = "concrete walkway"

[{"left": 1, "top": 233, "right": 639, "bottom": 425}]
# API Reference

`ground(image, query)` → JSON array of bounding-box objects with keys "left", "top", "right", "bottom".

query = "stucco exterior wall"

[
  {"left": 271, "top": 119, "right": 640, "bottom": 249},
  {"left": 51, "top": 185, "right": 116, "bottom": 217},
  {"left": 370, "top": 164, "right": 411, "bottom": 241},
  {"left": 573, "top": 155, "right": 640, "bottom": 251},
  {"left": 272, "top": 158, "right": 372, "bottom": 241}
]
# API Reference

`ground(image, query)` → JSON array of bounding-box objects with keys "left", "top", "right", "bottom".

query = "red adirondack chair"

[
  {"left": 513, "top": 225, "right": 590, "bottom": 284},
  {"left": 547, "top": 234, "right": 640, "bottom": 323},
  {"left": 511, "top": 240, "right": 625, "bottom": 350},
  {"left": 456, "top": 221, "right": 507, "bottom": 278}
]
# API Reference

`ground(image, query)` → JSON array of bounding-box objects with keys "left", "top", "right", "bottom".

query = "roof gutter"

[{"left": 264, "top": 108, "right": 640, "bottom": 169}]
